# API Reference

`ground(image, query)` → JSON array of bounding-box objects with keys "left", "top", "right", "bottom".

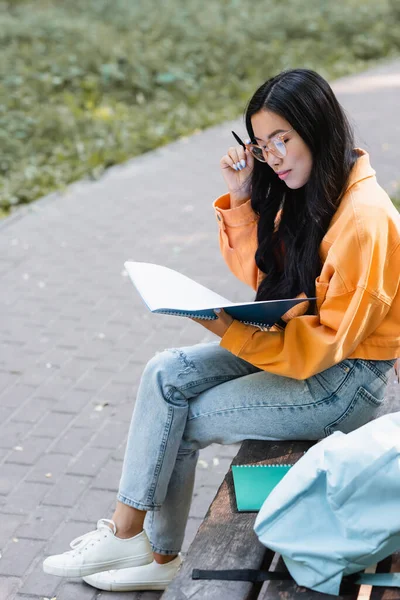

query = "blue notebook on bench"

[
  {"left": 124, "top": 261, "right": 314, "bottom": 328},
  {"left": 231, "top": 464, "right": 293, "bottom": 512}
]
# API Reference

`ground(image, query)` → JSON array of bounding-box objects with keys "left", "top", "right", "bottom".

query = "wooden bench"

[{"left": 161, "top": 438, "right": 400, "bottom": 600}]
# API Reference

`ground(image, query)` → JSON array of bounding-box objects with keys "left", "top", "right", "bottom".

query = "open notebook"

[{"left": 124, "top": 261, "right": 314, "bottom": 328}]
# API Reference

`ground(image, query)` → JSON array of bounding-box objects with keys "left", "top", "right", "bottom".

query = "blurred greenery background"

[{"left": 1, "top": 0, "right": 400, "bottom": 217}]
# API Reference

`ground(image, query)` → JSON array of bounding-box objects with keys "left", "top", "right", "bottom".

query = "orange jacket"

[{"left": 213, "top": 149, "right": 400, "bottom": 380}]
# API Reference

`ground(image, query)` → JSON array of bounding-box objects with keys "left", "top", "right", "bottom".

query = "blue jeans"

[{"left": 117, "top": 341, "right": 395, "bottom": 554}]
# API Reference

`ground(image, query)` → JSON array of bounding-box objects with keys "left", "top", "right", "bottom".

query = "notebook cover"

[
  {"left": 231, "top": 464, "right": 292, "bottom": 512},
  {"left": 124, "top": 261, "right": 314, "bottom": 328}
]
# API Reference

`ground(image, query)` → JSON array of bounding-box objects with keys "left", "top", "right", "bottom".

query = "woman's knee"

[
  {"left": 141, "top": 348, "right": 191, "bottom": 407},
  {"left": 144, "top": 348, "right": 180, "bottom": 380},
  {"left": 144, "top": 347, "right": 197, "bottom": 382}
]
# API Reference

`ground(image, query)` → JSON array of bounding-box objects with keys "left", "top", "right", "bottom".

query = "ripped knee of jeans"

[{"left": 168, "top": 348, "right": 197, "bottom": 379}]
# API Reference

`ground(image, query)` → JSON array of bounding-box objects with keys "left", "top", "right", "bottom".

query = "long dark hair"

[{"left": 245, "top": 68, "right": 358, "bottom": 314}]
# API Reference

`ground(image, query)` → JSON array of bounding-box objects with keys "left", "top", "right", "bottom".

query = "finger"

[
  {"left": 227, "top": 146, "right": 246, "bottom": 171},
  {"left": 244, "top": 147, "right": 254, "bottom": 169},
  {"left": 220, "top": 154, "right": 240, "bottom": 172}
]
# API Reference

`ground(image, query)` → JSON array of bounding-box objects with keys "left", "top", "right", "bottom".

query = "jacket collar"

[{"left": 344, "top": 148, "right": 376, "bottom": 193}]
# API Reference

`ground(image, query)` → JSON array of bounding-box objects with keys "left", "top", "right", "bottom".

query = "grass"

[
  {"left": 1, "top": 0, "right": 400, "bottom": 215},
  {"left": 392, "top": 197, "right": 400, "bottom": 210}
]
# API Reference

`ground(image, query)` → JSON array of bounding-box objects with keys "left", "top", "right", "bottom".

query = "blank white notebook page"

[{"left": 124, "top": 262, "right": 233, "bottom": 311}]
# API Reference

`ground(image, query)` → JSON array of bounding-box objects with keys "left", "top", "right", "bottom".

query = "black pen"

[{"left": 231, "top": 130, "right": 247, "bottom": 149}]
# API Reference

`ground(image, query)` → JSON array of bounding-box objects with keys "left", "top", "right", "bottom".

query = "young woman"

[{"left": 43, "top": 68, "right": 400, "bottom": 592}]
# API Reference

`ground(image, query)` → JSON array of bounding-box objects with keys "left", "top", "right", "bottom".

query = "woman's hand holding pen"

[{"left": 220, "top": 133, "right": 254, "bottom": 207}]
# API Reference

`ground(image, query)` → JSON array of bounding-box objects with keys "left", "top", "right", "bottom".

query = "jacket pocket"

[{"left": 324, "top": 386, "right": 382, "bottom": 436}]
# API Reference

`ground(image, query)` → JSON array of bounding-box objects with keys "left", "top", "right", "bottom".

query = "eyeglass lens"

[{"left": 250, "top": 138, "right": 287, "bottom": 162}]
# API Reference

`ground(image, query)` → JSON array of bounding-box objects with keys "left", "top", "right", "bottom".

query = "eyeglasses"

[{"left": 247, "top": 129, "right": 294, "bottom": 162}]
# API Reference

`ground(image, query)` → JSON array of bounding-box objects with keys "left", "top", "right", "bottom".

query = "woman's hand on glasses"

[{"left": 220, "top": 142, "right": 254, "bottom": 208}]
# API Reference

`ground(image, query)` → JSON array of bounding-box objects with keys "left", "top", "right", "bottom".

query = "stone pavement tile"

[
  {"left": 87, "top": 588, "right": 160, "bottom": 600},
  {"left": 35, "top": 345, "right": 74, "bottom": 369},
  {"left": 26, "top": 453, "right": 72, "bottom": 484},
  {"left": 94, "top": 380, "right": 133, "bottom": 404},
  {"left": 5, "top": 481, "right": 50, "bottom": 516},
  {"left": 59, "top": 357, "right": 98, "bottom": 380},
  {"left": 42, "top": 474, "right": 91, "bottom": 508},
  {"left": 109, "top": 442, "right": 126, "bottom": 462},
  {"left": 0, "top": 383, "right": 35, "bottom": 410},
  {"left": 56, "top": 580, "right": 98, "bottom": 600},
  {"left": 19, "top": 560, "right": 61, "bottom": 598},
  {"left": 67, "top": 447, "right": 110, "bottom": 477},
  {"left": 214, "top": 442, "right": 241, "bottom": 458},
  {"left": 98, "top": 398, "right": 136, "bottom": 424},
  {"left": 0, "top": 514, "right": 24, "bottom": 548},
  {"left": 87, "top": 320, "right": 130, "bottom": 345},
  {"left": 0, "top": 463, "right": 30, "bottom": 495},
  {"left": 90, "top": 420, "right": 129, "bottom": 449},
  {"left": 50, "top": 427, "right": 94, "bottom": 455},
  {"left": 73, "top": 401, "right": 115, "bottom": 431},
  {"left": 32, "top": 372, "right": 76, "bottom": 400},
  {"left": 15, "top": 365, "right": 54, "bottom": 388},
  {"left": 6, "top": 436, "right": 52, "bottom": 466},
  {"left": 107, "top": 361, "right": 142, "bottom": 385},
  {"left": 69, "top": 488, "right": 116, "bottom": 523},
  {"left": 182, "top": 517, "right": 202, "bottom": 553},
  {"left": 32, "top": 412, "right": 76, "bottom": 439},
  {"left": 0, "top": 421, "right": 32, "bottom": 450},
  {"left": 0, "top": 406, "right": 13, "bottom": 424},
  {"left": 187, "top": 487, "right": 218, "bottom": 520},
  {"left": 54, "top": 388, "right": 95, "bottom": 414},
  {"left": 199, "top": 442, "right": 239, "bottom": 460},
  {"left": 0, "top": 576, "right": 20, "bottom": 600},
  {"left": 16, "top": 505, "right": 70, "bottom": 541},
  {"left": 71, "top": 339, "right": 114, "bottom": 361},
  {"left": 73, "top": 367, "right": 115, "bottom": 394},
  {"left": 0, "top": 371, "right": 20, "bottom": 394},
  {"left": 9, "top": 397, "right": 54, "bottom": 424},
  {"left": 94, "top": 348, "right": 132, "bottom": 372},
  {"left": 194, "top": 456, "right": 234, "bottom": 487},
  {"left": 44, "top": 520, "right": 95, "bottom": 556},
  {"left": 0, "top": 538, "right": 44, "bottom": 577},
  {"left": 91, "top": 459, "right": 123, "bottom": 493}
]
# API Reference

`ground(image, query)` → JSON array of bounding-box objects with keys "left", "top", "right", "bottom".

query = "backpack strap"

[
  {"left": 192, "top": 569, "right": 400, "bottom": 588},
  {"left": 192, "top": 569, "right": 292, "bottom": 583}
]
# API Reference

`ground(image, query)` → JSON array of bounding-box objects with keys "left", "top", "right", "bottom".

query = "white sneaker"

[
  {"left": 83, "top": 553, "right": 183, "bottom": 591},
  {"left": 43, "top": 519, "right": 153, "bottom": 578}
]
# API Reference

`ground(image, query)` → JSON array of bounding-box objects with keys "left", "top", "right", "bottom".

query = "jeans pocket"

[
  {"left": 311, "top": 359, "right": 355, "bottom": 397},
  {"left": 357, "top": 359, "right": 393, "bottom": 385},
  {"left": 324, "top": 385, "right": 382, "bottom": 436}
]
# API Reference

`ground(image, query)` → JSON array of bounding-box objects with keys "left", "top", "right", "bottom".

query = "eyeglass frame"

[{"left": 247, "top": 128, "right": 294, "bottom": 162}]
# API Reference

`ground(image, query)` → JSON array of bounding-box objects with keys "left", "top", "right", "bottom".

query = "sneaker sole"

[
  {"left": 82, "top": 576, "right": 173, "bottom": 591},
  {"left": 43, "top": 552, "right": 153, "bottom": 578}
]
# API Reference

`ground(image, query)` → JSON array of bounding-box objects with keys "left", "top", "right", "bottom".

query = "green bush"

[{"left": 1, "top": 0, "right": 400, "bottom": 213}]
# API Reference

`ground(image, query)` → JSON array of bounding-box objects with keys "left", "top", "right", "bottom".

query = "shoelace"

[{"left": 69, "top": 519, "right": 116, "bottom": 553}]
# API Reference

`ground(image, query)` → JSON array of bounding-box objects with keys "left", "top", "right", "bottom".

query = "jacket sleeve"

[
  {"left": 213, "top": 193, "right": 259, "bottom": 291},
  {"left": 220, "top": 212, "right": 400, "bottom": 380}
]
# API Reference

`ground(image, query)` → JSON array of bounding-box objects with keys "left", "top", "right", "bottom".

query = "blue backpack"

[
  {"left": 254, "top": 412, "right": 400, "bottom": 595},
  {"left": 193, "top": 412, "right": 400, "bottom": 595}
]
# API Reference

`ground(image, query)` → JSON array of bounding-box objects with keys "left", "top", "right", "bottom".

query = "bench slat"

[
  {"left": 258, "top": 555, "right": 360, "bottom": 599},
  {"left": 161, "top": 440, "right": 314, "bottom": 600}
]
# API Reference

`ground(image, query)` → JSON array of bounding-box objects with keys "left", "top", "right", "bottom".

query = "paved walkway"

[{"left": 0, "top": 59, "right": 399, "bottom": 600}]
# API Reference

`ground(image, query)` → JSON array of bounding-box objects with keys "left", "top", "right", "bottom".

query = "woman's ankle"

[
  {"left": 115, "top": 525, "right": 144, "bottom": 539},
  {"left": 153, "top": 552, "right": 178, "bottom": 565},
  {"left": 112, "top": 501, "right": 146, "bottom": 539}
]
